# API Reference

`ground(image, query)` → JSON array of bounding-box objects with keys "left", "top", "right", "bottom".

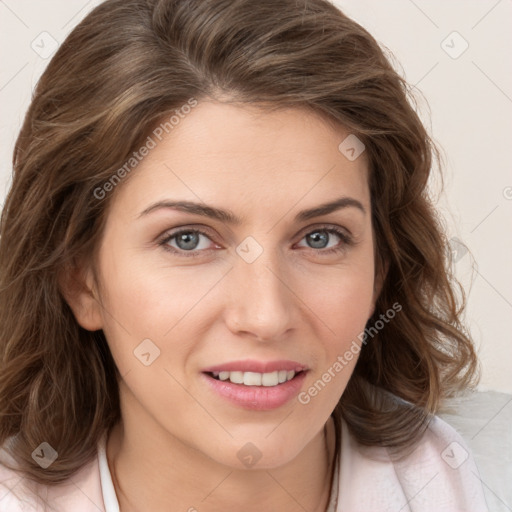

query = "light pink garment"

[
  {"left": 0, "top": 415, "right": 489, "bottom": 511},
  {"left": 337, "top": 416, "right": 489, "bottom": 511}
]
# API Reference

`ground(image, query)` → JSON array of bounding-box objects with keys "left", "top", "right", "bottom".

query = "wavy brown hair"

[{"left": 0, "top": 0, "right": 478, "bottom": 487}]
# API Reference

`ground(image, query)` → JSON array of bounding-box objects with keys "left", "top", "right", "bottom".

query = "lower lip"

[{"left": 201, "top": 371, "right": 307, "bottom": 411}]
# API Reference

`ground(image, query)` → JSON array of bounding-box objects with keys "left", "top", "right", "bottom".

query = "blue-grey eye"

[
  {"left": 165, "top": 230, "right": 212, "bottom": 252},
  {"left": 175, "top": 231, "right": 201, "bottom": 250},
  {"left": 306, "top": 231, "right": 330, "bottom": 249}
]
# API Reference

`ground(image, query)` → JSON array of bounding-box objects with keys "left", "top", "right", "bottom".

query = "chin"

[{"left": 204, "top": 432, "right": 309, "bottom": 471}]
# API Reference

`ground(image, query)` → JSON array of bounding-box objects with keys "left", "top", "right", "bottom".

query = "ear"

[
  {"left": 58, "top": 261, "right": 104, "bottom": 331},
  {"left": 369, "top": 257, "right": 389, "bottom": 319}
]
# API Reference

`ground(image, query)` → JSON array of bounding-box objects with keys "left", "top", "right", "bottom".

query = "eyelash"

[{"left": 158, "top": 225, "right": 354, "bottom": 258}]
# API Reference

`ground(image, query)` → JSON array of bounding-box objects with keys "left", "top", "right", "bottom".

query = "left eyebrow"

[
  {"left": 138, "top": 196, "right": 366, "bottom": 224},
  {"left": 294, "top": 196, "right": 366, "bottom": 221}
]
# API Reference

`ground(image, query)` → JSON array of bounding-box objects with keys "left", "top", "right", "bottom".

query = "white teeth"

[
  {"left": 229, "top": 371, "right": 244, "bottom": 384},
  {"left": 211, "top": 370, "right": 299, "bottom": 386},
  {"left": 262, "top": 371, "right": 279, "bottom": 386},
  {"left": 243, "top": 372, "right": 262, "bottom": 386}
]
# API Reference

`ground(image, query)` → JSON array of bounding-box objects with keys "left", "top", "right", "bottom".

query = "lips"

[{"left": 201, "top": 359, "right": 308, "bottom": 410}]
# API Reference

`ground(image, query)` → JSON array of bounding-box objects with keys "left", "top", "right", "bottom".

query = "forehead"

[{"left": 110, "top": 101, "right": 370, "bottom": 219}]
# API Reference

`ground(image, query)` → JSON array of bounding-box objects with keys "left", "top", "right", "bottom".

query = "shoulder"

[
  {"left": 0, "top": 438, "right": 106, "bottom": 512},
  {"left": 0, "top": 439, "right": 38, "bottom": 512},
  {"left": 0, "top": 453, "right": 41, "bottom": 511},
  {"left": 337, "top": 415, "right": 489, "bottom": 512},
  {"left": 0, "top": 461, "right": 25, "bottom": 511}
]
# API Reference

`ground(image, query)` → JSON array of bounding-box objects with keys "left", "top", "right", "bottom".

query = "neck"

[{"left": 107, "top": 401, "right": 337, "bottom": 512}]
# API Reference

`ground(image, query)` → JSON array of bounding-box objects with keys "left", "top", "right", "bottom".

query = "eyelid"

[
  {"left": 296, "top": 222, "right": 352, "bottom": 238},
  {"left": 157, "top": 222, "right": 355, "bottom": 258},
  {"left": 158, "top": 222, "right": 352, "bottom": 242}
]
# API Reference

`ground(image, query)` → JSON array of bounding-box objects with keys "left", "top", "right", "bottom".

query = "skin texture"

[{"left": 65, "top": 101, "right": 385, "bottom": 511}]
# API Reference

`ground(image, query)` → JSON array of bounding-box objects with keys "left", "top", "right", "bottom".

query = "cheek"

[
  {"left": 296, "top": 257, "right": 375, "bottom": 341},
  {"left": 295, "top": 271, "right": 372, "bottom": 415},
  {"left": 96, "top": 248, "right": 225, "bottom": 377},
  {"left": 329, "top": 281, "right": 374, "bottom": 348},
  {"left": 293, "top": 256, "right": 374, "bottom": 399}
]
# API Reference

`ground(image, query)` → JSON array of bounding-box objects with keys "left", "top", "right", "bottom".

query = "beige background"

[{"left": 1, "top": 0, "right": 511, "bottom": 393}]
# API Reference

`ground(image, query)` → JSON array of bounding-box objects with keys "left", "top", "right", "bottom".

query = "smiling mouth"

[{"left": 205, "top": 370, "right": 305, "bottom": 387}]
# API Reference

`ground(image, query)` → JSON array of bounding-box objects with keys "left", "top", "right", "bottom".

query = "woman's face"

[{"left": 82, "top": 101, "right": 381, "bottom": 469}]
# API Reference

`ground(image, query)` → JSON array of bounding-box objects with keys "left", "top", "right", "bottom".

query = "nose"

[{"left": 223, "top": 242, "right": 296, "bottom": 342}]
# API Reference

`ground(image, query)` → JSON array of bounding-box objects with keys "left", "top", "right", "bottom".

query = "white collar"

[{"left": 97, "top": 432, "right": 120, "bottom": 512}]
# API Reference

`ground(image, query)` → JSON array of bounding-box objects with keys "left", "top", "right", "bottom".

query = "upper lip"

[{"left": 202, "top": 359, "right": 308, "bottom": 373}]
